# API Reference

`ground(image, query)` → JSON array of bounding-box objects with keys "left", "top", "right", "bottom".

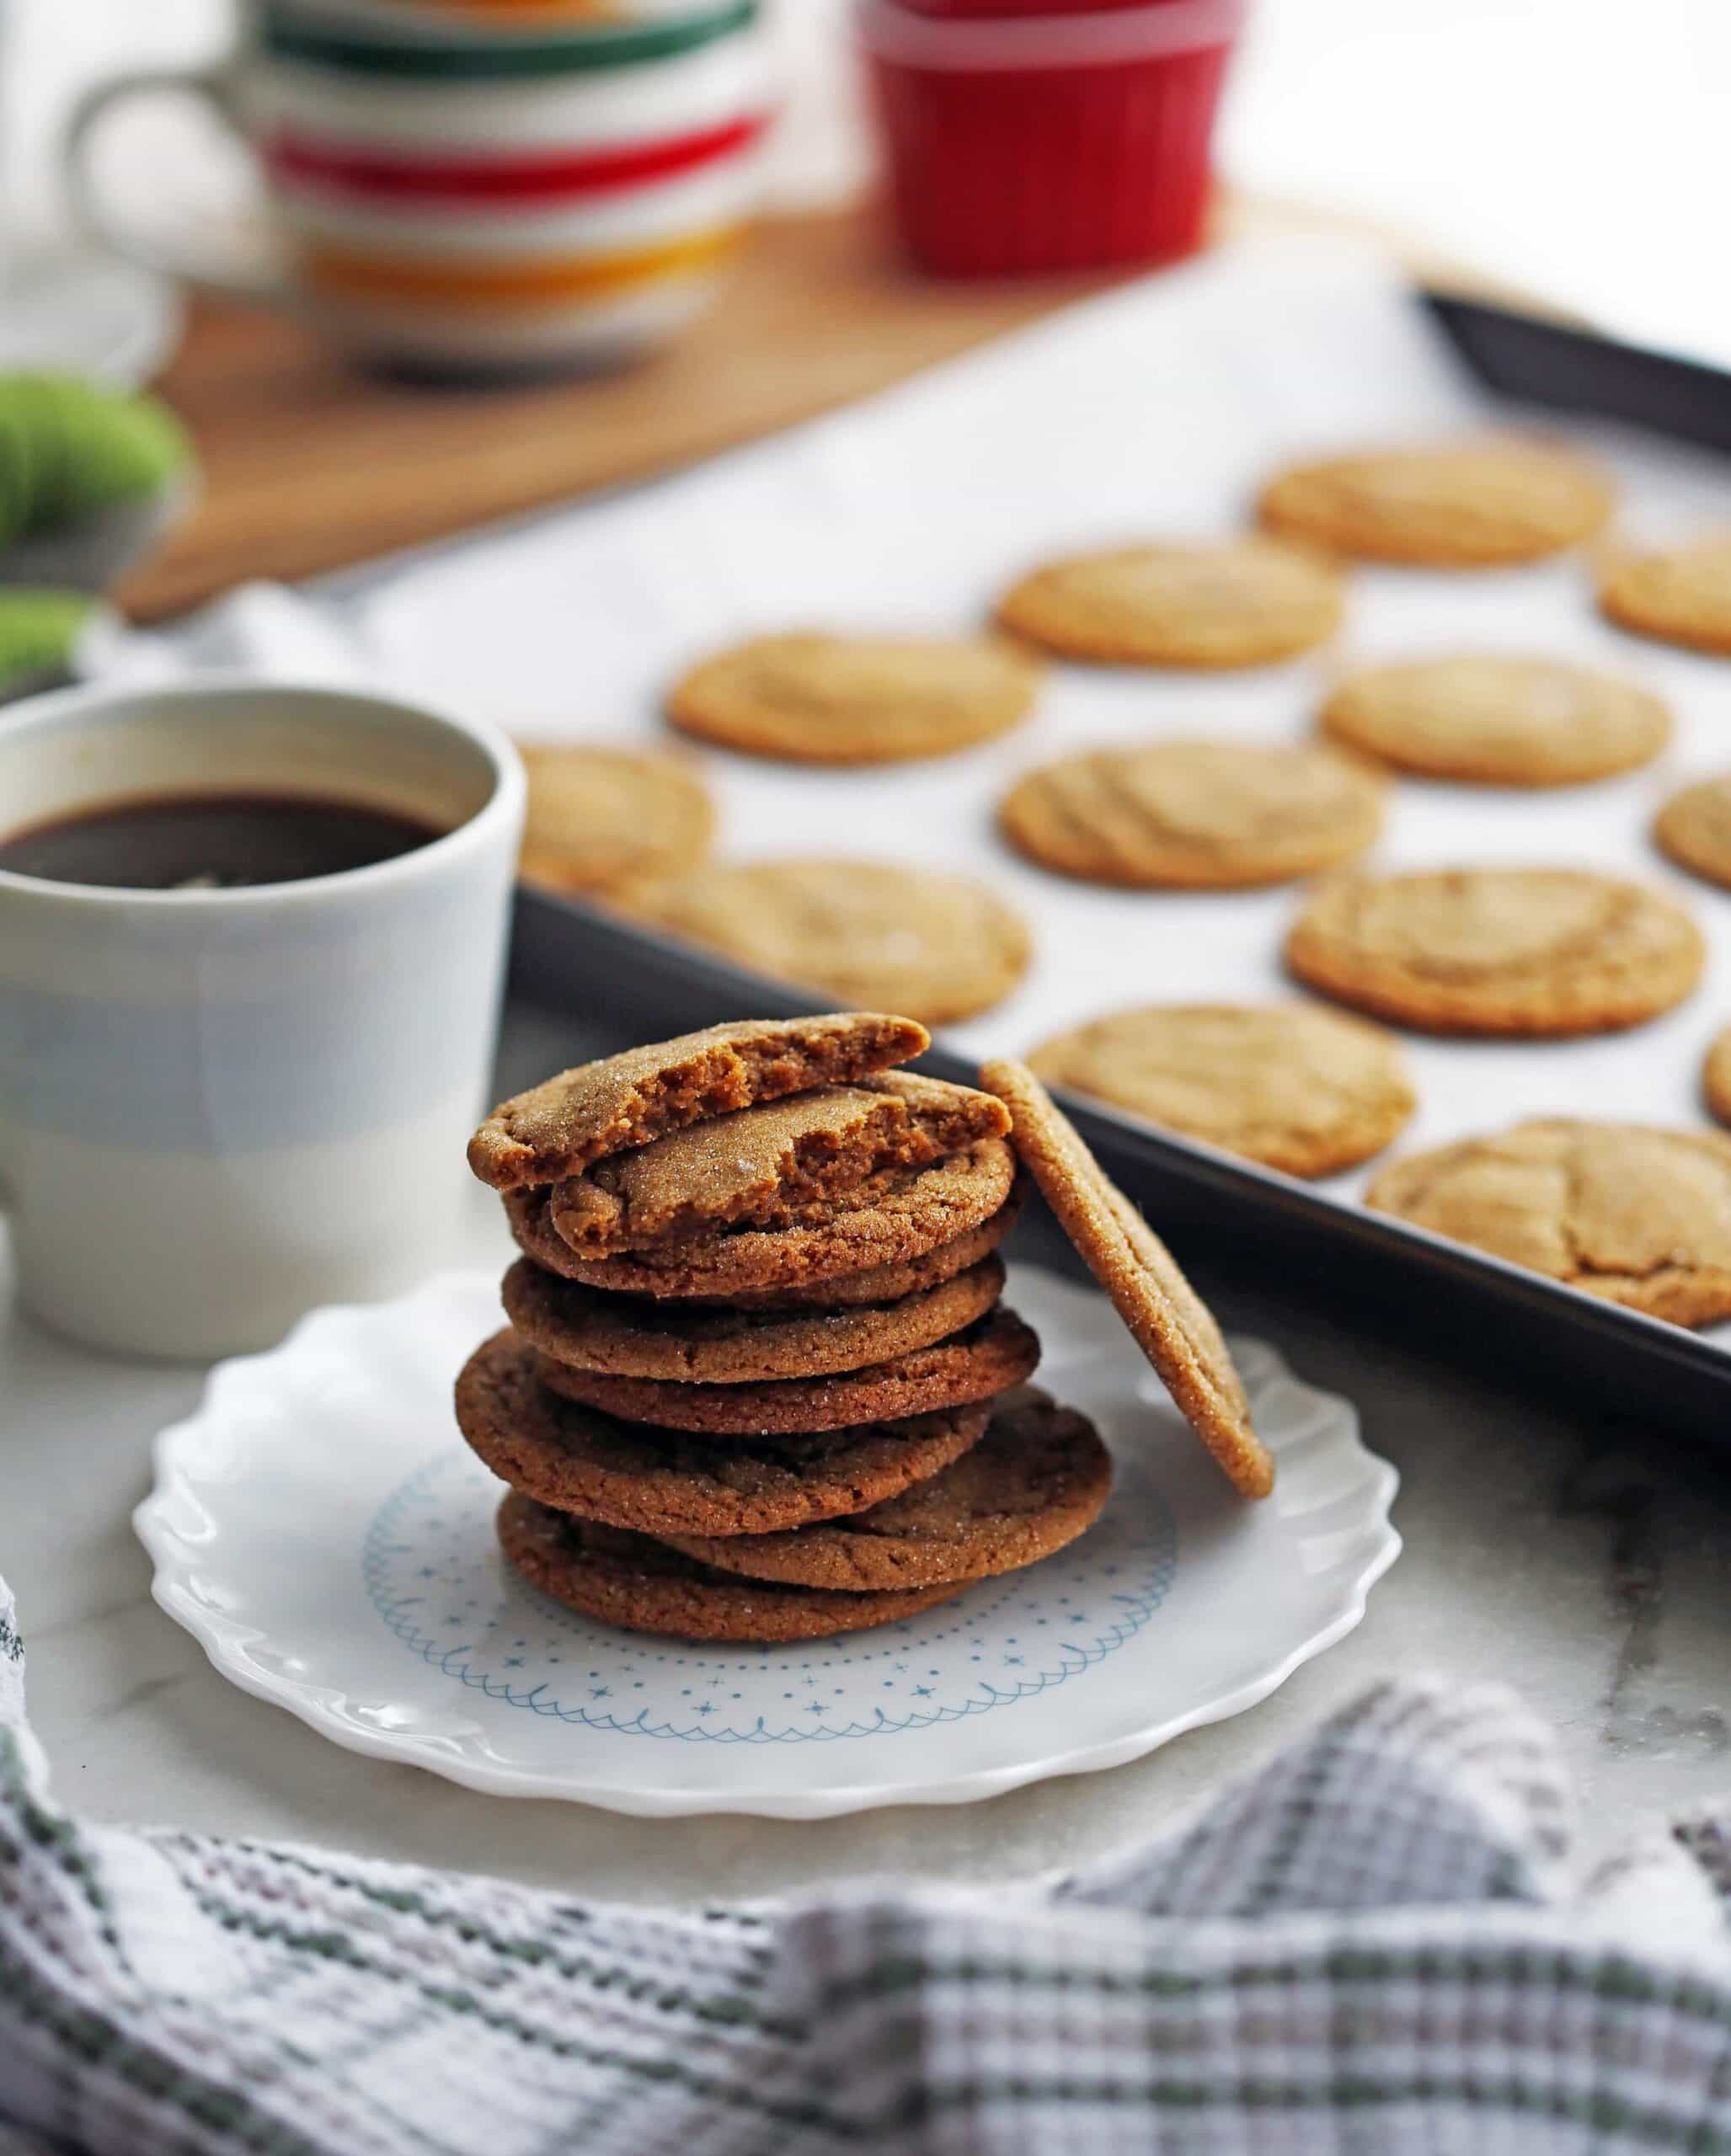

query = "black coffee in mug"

[{"left": 0, "top": 789, "right": 441, "bottom": 890}]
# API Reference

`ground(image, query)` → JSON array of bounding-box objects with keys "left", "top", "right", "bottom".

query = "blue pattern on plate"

[{"left": 364, "top": 1449, "right": 1178, "bottom": 1745}]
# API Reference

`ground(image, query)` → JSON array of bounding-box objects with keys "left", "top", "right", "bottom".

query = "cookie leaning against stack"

[{"left": 462, "top": 1014, "right": 1095, "bottom": 1642}]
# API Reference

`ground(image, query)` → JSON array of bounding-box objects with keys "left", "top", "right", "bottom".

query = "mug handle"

[{"left": 63, "top": 66, "right": 291, "bottom": 306}]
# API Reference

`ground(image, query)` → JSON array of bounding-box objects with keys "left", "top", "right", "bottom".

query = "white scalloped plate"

[{"left": 136, "top": 1264, "right": 1398, "bottom": 1817}]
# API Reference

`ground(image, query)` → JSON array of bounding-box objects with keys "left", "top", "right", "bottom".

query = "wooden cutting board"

[{"left": 117, "top": 195, "right": 1509, "bottom": 623}]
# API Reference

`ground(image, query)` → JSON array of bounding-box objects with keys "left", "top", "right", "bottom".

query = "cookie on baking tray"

[
  {"left": 1654, "top": 772, "right": 1731, "bottom": 892},
  {"left": 1319, "top": 655, "right": 1670, "bottom": 787},
  {"left": 516, "top": 744, "right": 714, "bottom": 900},
  {"left": 1258, "top": 437, "right": 1613, "bottom": 566},
  {"left": 665, "top": 631, "right": 1040, "bottom": 765},
  {"left": 1704, "top": 1028, "right": 1731, "bottom": 1131},
  {"left": 1028, "top": 1002, "right": 1415, "bottom": 1178},
  {"left": 1366, "top": 1119, "right": 1731, "bottom": 1329},
  {"left": 1600, "top": 532, "right": 1731, "bottom": 654},
  {"left": 1285, "top": 867, "right": 1704, "bottom": 1038},
  {"left": 994, "top": 537, "right": 1344, "bottom": 669},
  {"left": 640, "top": 857, "right": 1032, "bottom": 1026},
  {"left": 999, "top": 739, "right": 1384, "bottom": 890}
]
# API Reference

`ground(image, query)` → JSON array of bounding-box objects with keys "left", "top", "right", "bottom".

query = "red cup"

[
  {"left": 898, "top": 0, "right": 1173, "bottom": 16},
  {"left": 861, "top": 0, "right": 1245, "bottom": 280}
]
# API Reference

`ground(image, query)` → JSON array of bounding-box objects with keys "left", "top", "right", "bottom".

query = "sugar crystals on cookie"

[
  {"left": 980, "top": 1059, "right": 1274, "bottom": 1500},
  {"left": 995, "top": 537, "right": 1344, "bottom": 669},
  {"left": 1285, "top": 867, "right": 1703, "bottom": 1037},
  {"left": 462, "top": 1014, "right": 1120, "bottom": 1641},
  {"left": 1258, "top": 436, "right": 1613, "bottom": 567}
]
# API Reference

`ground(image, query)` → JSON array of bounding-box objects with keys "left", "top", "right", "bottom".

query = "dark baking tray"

[{"left": 483, "top": 293, "right": 1731, "bottom": 1449}]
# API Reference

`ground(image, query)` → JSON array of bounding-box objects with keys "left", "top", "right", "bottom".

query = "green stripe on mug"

[{"left": 260, "top": 0, "right": 759, "bottom": 77}]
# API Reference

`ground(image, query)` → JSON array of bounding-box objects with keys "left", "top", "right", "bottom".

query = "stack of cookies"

[{"left": 457, "top": 1014, "right": 1124, "bottom": 1643}]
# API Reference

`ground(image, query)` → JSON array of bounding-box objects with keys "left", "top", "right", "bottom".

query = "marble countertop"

[{"left": 6, "top": 1005, "right": 1729, "bottom": 1902}]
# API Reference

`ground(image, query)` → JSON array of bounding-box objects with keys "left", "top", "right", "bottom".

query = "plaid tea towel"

[{"left": 2, "top": 1568, "right": 1728, "bottom": 2155}]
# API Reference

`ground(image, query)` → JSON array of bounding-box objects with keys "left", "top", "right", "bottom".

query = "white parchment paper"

[{"left": 344, "top": 238, "right": 1731, "bottom": 1307}]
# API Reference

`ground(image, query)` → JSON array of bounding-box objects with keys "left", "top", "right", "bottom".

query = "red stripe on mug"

[{"left": 266, "top": 111, "right": 768, "bottom": 204}]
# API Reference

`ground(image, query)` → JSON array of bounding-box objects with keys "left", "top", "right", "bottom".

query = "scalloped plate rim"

[{"left": 135, "top": 1267, "right": 1401, "bottom": 1818}]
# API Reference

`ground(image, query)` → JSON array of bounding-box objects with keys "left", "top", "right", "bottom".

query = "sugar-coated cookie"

[
  {"left": 470, "top": 1012, "right": 926, "bottom": 1190},
  {"left": 666, "top": 632, "right": 1039, "bottom": 765},
  {"left": 995, "top": 538, "right": 1344, "bottom": 669},
  {"left": 1286, "top": 868, "right": 1704, "bottom": 1037},
  {"left": 665, "top": 1387, "right": 1111, "bottom": 1591},
  {"left": 534, "top": 1305, "right": 1039, "bottom": 1435},
  {"left": 1600, "top": 534, "right": 1731, "bottom": 654},
  {"left": 1367, "top": 1119, "right": 1731, "bottom": 1327},
  {"left": 498, "top": 1496, "right": 963, "bottom": 1643},
  {"left": 516, "top": 745, "right": 713, "bottom": 899},
  {"left": 1320, "top": 655, "right": 1670, "bottom": 787},
  {"left": 1000, "top": 739, "right": 1384, "bottom": 889},
  {"left": 643, "top": 857, "right": 1032, "bottom": 1026},
  {"left": 457, "top": 1328, "right": 991, "bottom": 1537},
  {"left": 1259, "top": 438, "right": 1612, "bottom": 566},
  {"left": 980, "top": 1060, "right": 1273, "bottom": 1499},
  {"left": 1654, "top": 773, "right": 1731, "bottom": 892},
  {"left": 503, "top": 1140, "right": 1019, "bottom": 1299},
  {"left": 507, "top": 1186, "right": 1023, "bottom": 1309},
  {"left": 1703, "top": 1027, "right": 1731, "bottom": 1131},
  {"left": 502, "top": 1251, "right": 1007, "bottom": 1383},
  {"left": 1028, "top": 1002, "right": 1414, "bottom": 1177},
  {"left": 543, "top": 1072, "right": 1007, "bottom": 1258}
]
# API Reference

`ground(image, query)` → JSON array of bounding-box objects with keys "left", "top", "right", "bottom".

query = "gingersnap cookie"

[
  {"left": 1027, "top": 1002, "right": 1415, "bottom": 1178},
  {"left": 665, "top": 632, "right": 1040, "bottom": 766},
  {"left": 665, "top": 1388, "right": 1111, "bottom": 1592},
  {"left": 1285, "top": 868, "right": 1705, "bottom": 1038},
  {"left": 1600, "top": 533, "right": 1731, "bottom": 654},
  {"left": 510, "top": 1182, "right": 1022, "bottom": 1310},
  {"left": 1705, "top": 1028, "right": 1731, "bottom": 1129},
  {"left": 999, "top": 739, "right": 1384, "bottom": 890},
  {"left": 1366, "top": 1119, "right": 1731, "bottom": 1327},
  {"left": 498, "top": 1496, "right": 963, "bottom": 1644},
  {"left": 1320, "top": 656, "right": 1670, "bottom": 787},
  {"left": 535, "top": 1306, "right": 1040, "bottom": 1436},
  {"left": 504, "top": 1138, "right": 1018, "bottom": 1301},
  {"left": 642, "top": 858, "right": 1032, "bottom": 1027},
  {"left": 1258, "top": 438, "right": 1613, "bottom": 567},
  {"left": 516, "top": 745, "right": 715, "bottom": 899},
  {"left": 457, "top": 1329, "right": 991, "bottom": 1536},
  {"left": 1654, "top": 773, "right": 1731, "bottom": 892},
  {"left": 979, "top": 1060, "right": 1273, "bottom": 1500},
  {"left": 470, "top": 1011, "right": 926, "bottom": 1190},
  {"left": 503, "top": 1252, "right": 1007, "bottom": 1383},
  {"left": 994, "top": 538, "right": 1344, "bottom": 670},
  {"left": 543, "top": 1071, "right": 1009, "bottom": 1258}
]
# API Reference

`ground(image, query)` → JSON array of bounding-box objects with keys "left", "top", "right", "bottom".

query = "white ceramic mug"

[{"left": 0, "top": 679, "right": 525, "bottom": 1358}]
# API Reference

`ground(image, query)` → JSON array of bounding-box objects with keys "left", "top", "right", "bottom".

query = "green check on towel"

[{"left": 1, "top": 1570, "right": 1728, "bottom": 2153}]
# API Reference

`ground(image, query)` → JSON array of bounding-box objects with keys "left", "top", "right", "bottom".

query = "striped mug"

[{"left": 64, "top": 0, "right": 772, "bottom": 374}]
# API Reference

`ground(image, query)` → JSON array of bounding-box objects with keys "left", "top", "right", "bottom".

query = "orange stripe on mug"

[{"left": 303, "top": 225, "right": 740, "bottom": 308}]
